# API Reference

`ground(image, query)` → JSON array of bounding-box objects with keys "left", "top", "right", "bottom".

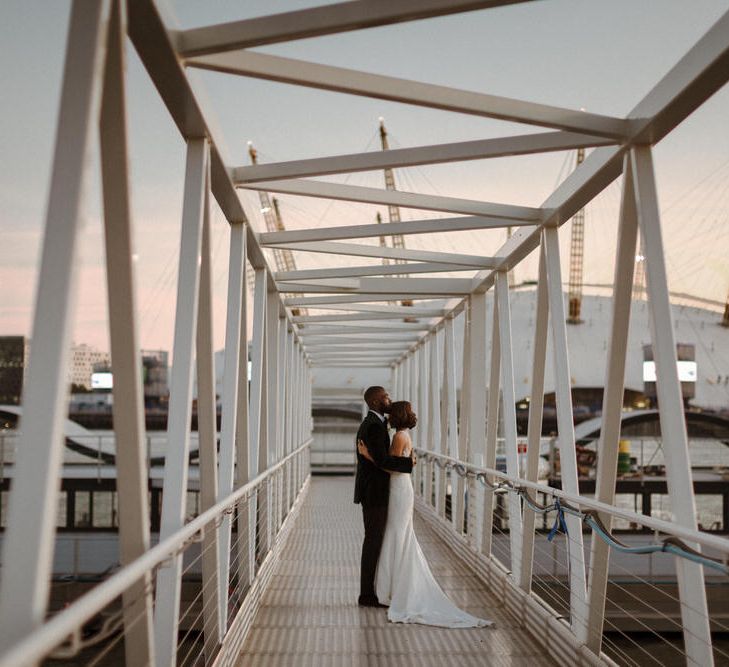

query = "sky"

[{"left": 2, "top": 0, "right": 729, "bottom": 357}]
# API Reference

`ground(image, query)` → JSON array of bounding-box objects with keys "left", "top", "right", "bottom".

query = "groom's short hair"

[{"left": 364, "top": 386, "right": 385, "bottom": 408}]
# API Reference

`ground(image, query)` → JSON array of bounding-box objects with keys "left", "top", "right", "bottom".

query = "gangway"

[{"left": 1, "top": 2, "right": 729, "bottom": 667}]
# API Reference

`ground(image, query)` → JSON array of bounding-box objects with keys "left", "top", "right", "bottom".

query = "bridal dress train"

[{"left": 375, "top": 466, "right": 493, "bottom": 628}]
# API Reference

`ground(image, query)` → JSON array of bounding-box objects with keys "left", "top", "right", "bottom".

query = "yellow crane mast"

[
  {"left": 378, "top": 119, "right": 413, "bottom": 310},
  {"left": 567, "top": 148, "right": 586, "bottom": 324},
  {"left": 247, "top": 143, "right": 304, "bottom": 315}
]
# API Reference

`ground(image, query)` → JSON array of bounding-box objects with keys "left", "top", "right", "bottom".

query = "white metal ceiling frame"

[
  {"left": 0, "top": 2, "right": 725, "bottom": 665},
  {"left": 175, "top": 9, "right": 729, "bottom": 663},
  {"left": 179, "top": 2, "right": 729, "bottom": 368}
]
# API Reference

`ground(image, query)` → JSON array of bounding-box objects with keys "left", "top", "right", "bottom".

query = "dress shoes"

[{"left": 358, "top": 596, "right": 388, "bottom": 608}]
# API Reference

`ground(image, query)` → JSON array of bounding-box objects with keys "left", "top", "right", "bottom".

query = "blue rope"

[{"left": 547, "top": 499, "right": 569, "bottom": 542}]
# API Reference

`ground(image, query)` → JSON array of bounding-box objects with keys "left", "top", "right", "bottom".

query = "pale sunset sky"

[{"left": 2, "top": 0, "right": 729, "bottom": 358}]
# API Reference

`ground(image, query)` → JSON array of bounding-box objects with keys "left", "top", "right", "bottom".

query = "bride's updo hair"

[{"left": 389, "top": 401, "right": 417, "bottom": 430}]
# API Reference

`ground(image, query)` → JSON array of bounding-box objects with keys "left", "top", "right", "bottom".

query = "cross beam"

[
  {"left": 233, "top": 131, "right": 615, "bottom": 183},
  {"left": 187, "top": 50, "right": 630, "bottom": 139}
]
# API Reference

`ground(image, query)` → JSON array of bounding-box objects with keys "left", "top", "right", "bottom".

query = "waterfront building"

[{"left": 0, "top": 336, "right": 28, "bottom": 405}]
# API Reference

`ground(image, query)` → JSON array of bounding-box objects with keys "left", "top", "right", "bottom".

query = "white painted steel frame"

[
  {"left": 216, "top": 221, "right": 246, "bottom": 632},
  {"left": 631, "top": 146, "right": 712, "bottom": 665},
  {"left": 153, "top": 138, "right": 209, "bottom": 667},
  {"left": 481, "top": 292, "right": 501, "bottom": 556},
  {"left": 0, "top": 0, "right": 112, "bottom": 651},
  {"left": 188, "top": 50, "right": 628, "bottom": 139},
  {"left": 261, "top": 215, "right": 534, "bottom": 245},
  {"left": 583, "top": 157, "right": 637, "bottom": 651},
  {"left": 99, "top": 2, "right": 154, "bottom": 663},
  {"left": 495, "top": 272, "right": 523, "bottom": 584},
  {"left": 542, "top": 226, "right": 588, "bottom": 640},
  {"left": 234, "top": 131, "right": 614, "bottom": 184},
  {"left": 176, "top": 1, "right": 536, "bottom": 57},
  {"left": 195, "top": 172, "right": 222, "bottom": 656},
  {"left": 466, "top": 292, "right": 487, "bottom": 551},
  {"left": 518, "top": 243, "right": 548, "bottom": 594},
  {"left": 6, "top": 1, "right": 729, "bottom": 664}
]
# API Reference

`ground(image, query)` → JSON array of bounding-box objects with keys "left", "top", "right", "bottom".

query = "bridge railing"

[
  {"left": 0, "top": 441, "right": 311, "bottom": 667},
  {"left": 0, "top": 2, "right": 314, "bottom": 665},
  {"left": 412, "top": 447, "right": 729, "bottom": 666}
]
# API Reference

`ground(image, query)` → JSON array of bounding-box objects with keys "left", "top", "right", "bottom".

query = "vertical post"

[
  {"left": 442, "top": 317, "right": 458, "bottom": 519},
  {"left": 98, "top": 3, "right": 154, "bottom": 662},
  {"left": 631, "top": 145, "right": 713, "bottom": 665},
  {"left": 194, "top": 174, "right": 221, "bottom": 655},
  {"left": 467, "top": 292, "right": 487, "bottom": 548},
  {"left": 410, "top": 347, "right": 421, "bottom": 495},
  {"left": 153, "top": 138, "right": 209, "bottom": 667},
  {"left": 249, "top": 269, "right": 267, "bottom": 569},
  {"left": 276, "top": 314, "right": 288, "bottom": 527},
  {"left": 428, "top": 332, "right": 442, "bottom": 509},
  {"left": 455, "top": 302, "right": 471, "bottom": 533},
  {"left": 481, "top": 295, "right": 500, "bottom": 556},
  {"left": 235, "top": 236, "right": 251, "bottom": 592},
  {"left": 0, "top": 0, "right": 111, "bottom": 649},
  {"left": 283, "top": 328, "right": 293, "bottom": 511},
  {"left": 584, "top": 156, "right": 638, "bottom": 650},
  {"left": 519, "top": 243, "right": 549, "bottom": 593},
  {"left": 264, "top": 292, "right": 279, "bottom": 551},
  {"left": 495, "top": 272, "right": 523, "bottom": 584},
  {"left": 216, "top": 221, "right": 246, "bottom": 632},
  {"left": 543, "top": 225, "right": 588, "bottom": 640}
]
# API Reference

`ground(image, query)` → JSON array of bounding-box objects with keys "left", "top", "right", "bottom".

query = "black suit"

[{"left": 354, "top": 410, "right": 413, "bottom": 602}]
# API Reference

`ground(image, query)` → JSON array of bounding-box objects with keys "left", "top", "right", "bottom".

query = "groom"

[{"left": 354, "top": 386, "right": 414, "bottom": 607}]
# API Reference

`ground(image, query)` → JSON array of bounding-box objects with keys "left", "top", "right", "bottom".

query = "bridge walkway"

[{"left": 237, "top": 476, "right": 554, "bottom": 666}]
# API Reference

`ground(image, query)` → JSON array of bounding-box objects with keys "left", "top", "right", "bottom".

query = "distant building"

[
  {"left": 70, "top": 343, "right": 110, "bottom": 390},
  {"left": 0, "top": 336, "right": 29, "bottom": 405},
  {"left": 142, "top": 350, "right": 169, "bottom": 406}
]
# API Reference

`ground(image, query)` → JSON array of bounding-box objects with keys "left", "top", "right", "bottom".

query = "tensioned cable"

[{"left": 421, "top": 451, "right": 729, "bottom": 575}]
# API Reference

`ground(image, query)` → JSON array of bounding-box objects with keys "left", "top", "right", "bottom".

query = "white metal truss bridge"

[{"left": 1, "top": 1, "right": 729, "bottom": 666}]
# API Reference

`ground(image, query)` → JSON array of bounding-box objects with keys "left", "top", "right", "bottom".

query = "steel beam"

[
  {"left": 99, "top": 3, "right": 154, "bottom": 661},
  {"left": 542, "top": 226, "right": 588, "bottom": 641},
  {"left": 234, "top": 131, "right": 614, "bottom": 183},
  {"left": 0, "top": 2, "right": 111, "bottom": 650},
  {"left": 188, "top": 50, "right": 628, "bottom": 139},
  {"left": 241, "top": 177, "right": 540, "bottom": 220},
  {"left": 266, "top": 239, "right": 498, "bottom": 268},
  {"left": 261, "top": 215, "right": 535, "bottom": 245},
  {"left": 154, "top": 139, "right": 209, "bottom": 667},
  {"left": 631, "top": 146, "right": 712, "bottom": 665},
  {"left": 194, "top": 177, "right": 221, "bottom": 655},
  {"left": 518, "top": 242, "right": 548, "bottom": 594},
  {"left": 495, "top": 272, "right": 523, "bottom": 583},
  {"left": 275, "top": 262, "right": 472, "bottom": 281},
  {"left": 216, "top": 220, "right": 246, "bottom": 631},
  {"left": 176, "top": 1, "right": 535, "bottom": 56}
]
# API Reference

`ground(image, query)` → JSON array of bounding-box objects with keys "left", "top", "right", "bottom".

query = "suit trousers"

[{"left": 359, "top": 503, "right": 388, "bottom": 600}]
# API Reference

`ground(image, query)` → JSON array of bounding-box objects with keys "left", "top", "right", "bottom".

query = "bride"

[{"left": 358, "top": 400, "right": 492, "bottom": 628}]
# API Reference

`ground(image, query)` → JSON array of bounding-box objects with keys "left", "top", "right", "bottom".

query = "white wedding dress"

[{"left": 375, "top": 439, "right": 493, "bottom": 628}]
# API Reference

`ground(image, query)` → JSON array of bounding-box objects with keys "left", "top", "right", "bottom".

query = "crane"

[
  {"left": 246, "top": 143, "right": 304, "bottom": 316},
  {"left": 378, "top": 119, "right": 414, "bottom": 311},
  {"left": 567, "top": 148, "right": 586, "bottom": 324}
]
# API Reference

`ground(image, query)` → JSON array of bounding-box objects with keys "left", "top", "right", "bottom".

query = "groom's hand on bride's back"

[{"left": 357, "top": 439, "right": 373, "bottom": 462}]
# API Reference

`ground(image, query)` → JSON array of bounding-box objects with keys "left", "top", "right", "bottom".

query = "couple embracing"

[{"left": 353, "top": 386, "right": 492, "bottom": 628}]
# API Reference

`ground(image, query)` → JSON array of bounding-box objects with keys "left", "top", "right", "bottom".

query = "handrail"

[
  {"left": 414, "top": 447, "right": 729, "bottom": 554},
  {"left": 0, "top": 439, "right": 312, "bottom": 667}
]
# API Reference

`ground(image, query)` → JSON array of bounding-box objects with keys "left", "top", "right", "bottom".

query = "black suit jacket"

[{"left": 353, "top": 411, "right": 414, "bottom": 507}]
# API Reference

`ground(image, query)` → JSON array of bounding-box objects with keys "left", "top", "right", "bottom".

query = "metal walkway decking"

[{"left": 237, "top": 477, "right": 554, "bottom": 666}]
